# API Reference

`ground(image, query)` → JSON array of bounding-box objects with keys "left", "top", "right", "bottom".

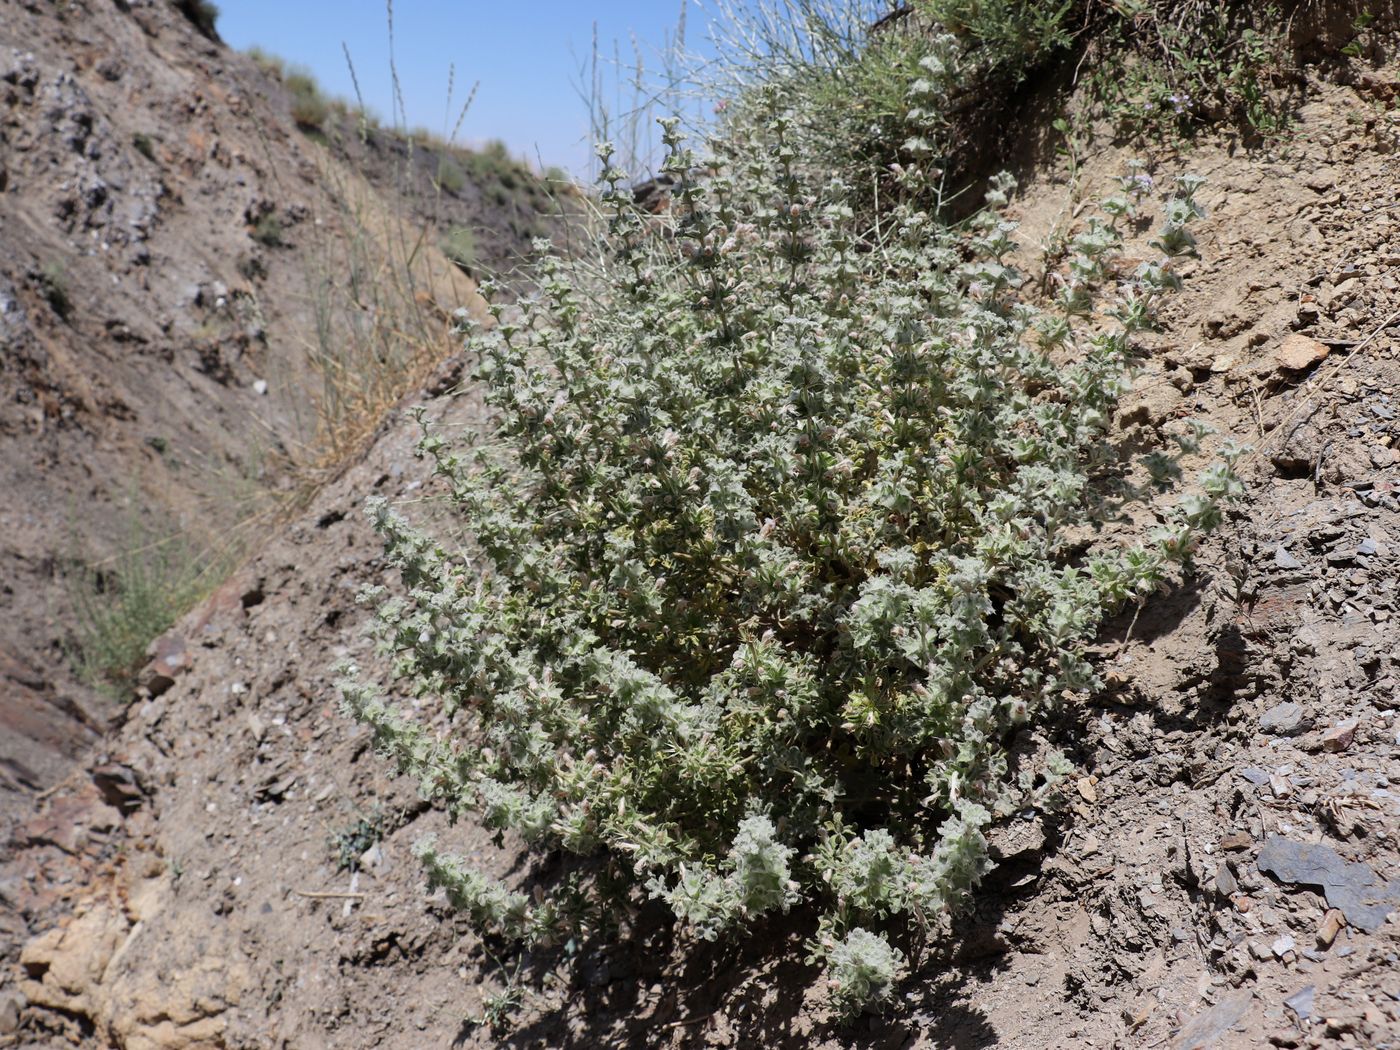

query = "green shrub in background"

[
  {"left": 706, "top": 0, "right": 1290, "bottom": 202},
  {"left": 250, "top": 212, "right": 283, "bottom": 247},
  {"left": 285, "top": 68, "right": 330, "bottom": 131},
  {"left": 438, "top": 226, "right": 477, "bottom": 272},
  {"left": 36, "top": 261, "right": 72, "bottom": 320},
  {"left": 436, "top": 155, "right": 469, "bottom": 195}
]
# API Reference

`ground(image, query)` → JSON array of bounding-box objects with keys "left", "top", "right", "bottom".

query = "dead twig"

[{"left": 294, "top": 889, "right": 366, "bottom": 900}]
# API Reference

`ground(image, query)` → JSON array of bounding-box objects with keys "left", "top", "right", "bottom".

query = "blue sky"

[{"left": 216, "top": 1, "right": 714, "bottom": 176}]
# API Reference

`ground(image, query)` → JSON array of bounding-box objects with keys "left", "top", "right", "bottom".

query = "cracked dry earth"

[{"left": 5, "top": 63, "right": 1400, "bottom": 1050}]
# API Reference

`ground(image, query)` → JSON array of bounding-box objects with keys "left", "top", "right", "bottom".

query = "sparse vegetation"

[
  {"left": 173, "top": 0, "right": 220, "bottom": 41},
  {"left": 329, "top": 809, "right": 384, "bottom": 872},
  {"left": 66, "top": 513, "right": 227, "bottom": 694},
  {"left": 438, "top": 225, "right": 477, "bottom": 272},
  {"left": 296, "top": 158, "right": 471, "bottom": 468},
  {"left": 251, "top": 212, "right": 283, "bottom": 247},
  {"left": 466, "top": 139, "right": 522, "bottom": 190},
  {"left": 36, "top": 261, "right": 72, "bottom": 320},
  {"left": 285, "top": 69, "right": 331, "bottom": 132},
  {"left": 435, "top": 155, "right": 468, "bottom": 195}
]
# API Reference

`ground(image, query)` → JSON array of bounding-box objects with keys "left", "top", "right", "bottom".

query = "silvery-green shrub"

[{"left": 342, "top": 45, "right": 1239, "bottom": 1013}]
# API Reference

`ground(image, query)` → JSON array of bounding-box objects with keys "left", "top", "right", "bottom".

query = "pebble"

[
  {"left": 1318, "top": 909, "right": 1345, "bottom": 947},
  {"left": 1274, "top": 546, "right": 1303, "bottom": 570},
  {"left": 1272, "top": 934, "right": 1296, "bottom": 959}
]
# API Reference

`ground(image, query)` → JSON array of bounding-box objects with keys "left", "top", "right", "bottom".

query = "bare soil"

[
  {"left": 4, "top": 11, "right": 1400, "bottom": 1050},
  {"left": 0, "top": 0, "right": 562, "bottom": 849}
]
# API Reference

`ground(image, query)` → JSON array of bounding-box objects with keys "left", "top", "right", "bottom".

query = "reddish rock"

[
  {"left": 1321, "top": 717, "right": 1359, "bottom": 752},
  {"left": 1275, "top": 334, "right": 1329, "bottom": 373},
  {"left": 141, "top": 633, "right": 190, "bottom": 697}
]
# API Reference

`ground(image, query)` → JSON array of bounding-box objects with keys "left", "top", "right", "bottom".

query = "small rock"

[
  {"left": 1275, "top": 334, "right": 1329, "bottom": 372},
  {"left": 1331, "top": 277, "right": 1360, "bottom": 303},
  {"left": 1357, "top": 537, "right": 1379, "bottom": 558},
  {"left": 1219, "top": 831, "right": 1253, "bottom": 851},
  {"left": 1321, "top": 717, "right": 1359, "bottom": 753},
  {"left": 252, "top": 379, "right": 268, "bottom": 395},
  {"left": 1241, "top": 767, "right": 1271, "bottom": 786},
  {"left": 1260, "top": 701, "right": 1306, "bottom": 736},
  {"left": 359, "top": 843, "right": 386, "bottom": 873},
  {"left": 1284, "top": 984, "right": 1315, "bottom": 1021},
  {"left": 1216, "top": 863, "right": 1239, "bottom": 897},
  {"left": 1076, "top": 777, "right": 1098, "bottom": 804},
  {"left": 92, "top": 763, "right": 146, "bottom": 813},
  {"left": 0, "top": 994, "right": 19, "bottom": 1034},
  {"left": 1274, "top": 546, "right": 1303, "bottom": 570},
  {"left": 1304, "top": 168, "right": 1336, "bottom": 191},
  {"left": 142, "top": 632, "right": 190, "bottom": 697},
  {"left": 1317, "top": 908, "right": 1345, "bottom": 947},
  {"left": 1271, "top": 933, "right": 1296, "bottom": 959},
  {"left": 1269, "top": 774, "right": 1293, "bottom": 798},
  {"left": 1079, "top": 834, "right": 1100, "bottom": 856}
]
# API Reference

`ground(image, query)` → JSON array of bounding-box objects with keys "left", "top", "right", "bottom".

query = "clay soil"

[{"left": 4, "top": 11, "right": 1400, "bottom": 1050}]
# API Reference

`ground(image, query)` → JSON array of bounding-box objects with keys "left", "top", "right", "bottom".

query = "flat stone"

[
  {"left": 1284, "top": 985, "right": 1315, "bottom": 1021},
  {"left": 1304, "top": 168, "right": 1337, "bottom": 191},
  {"left": 1274, "top": 546, "right": 1303, "bottom": 570},
  {"left": 1275, "top": 334, "right": 1330, "bottom": 372},
  {"left": 1257, "top": 835, "right": 1400, "bottom": 933},
  {"left": 1174, "top": 993, "right": 1253, "bottom": 1050}
]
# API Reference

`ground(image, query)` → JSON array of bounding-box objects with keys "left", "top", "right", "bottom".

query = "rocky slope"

[
  {"left": 4, "top": 8, "right": 1400, "bottom": 1050},
  {"left": 0, "top": 0, "right": 558, "bottom": 842}
]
